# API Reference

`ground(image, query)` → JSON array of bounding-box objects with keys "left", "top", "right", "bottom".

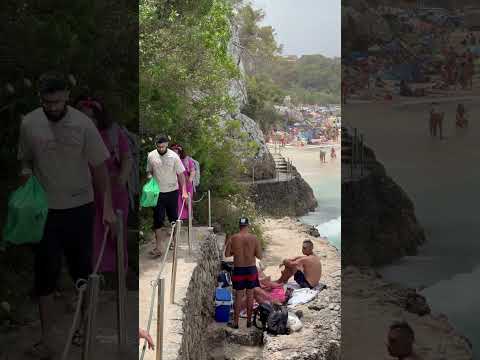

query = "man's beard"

[
  {"left": 158, "top": 148, "right": 168, "bottom": 156},
  {"left": 43, "top": 106, "right": 68, "bottom": 122}
]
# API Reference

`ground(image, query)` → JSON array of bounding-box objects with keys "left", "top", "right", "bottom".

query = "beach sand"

[{"left": 269, "top": 144, "right": 340, "bottom": 186}]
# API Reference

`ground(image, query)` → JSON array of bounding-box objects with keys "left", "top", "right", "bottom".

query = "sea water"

[{"left": 285, "top": 146, "right": 341, "bottom": 250}]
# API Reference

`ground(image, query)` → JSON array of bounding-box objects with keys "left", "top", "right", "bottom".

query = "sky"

[{"left": 249, "top": 0, "right": 341, "bottom": 58}]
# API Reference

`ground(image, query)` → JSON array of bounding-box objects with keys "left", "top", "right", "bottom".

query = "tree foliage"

[
  {"left": 235, "top": 3, "right": 340, "bottom": 132},
  {"left": 140, "top": 0, "right": 248, "bottom": 197}
]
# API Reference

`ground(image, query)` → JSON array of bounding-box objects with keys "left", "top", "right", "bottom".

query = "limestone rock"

[
  {"left": 225, "top": 326, "right": 263, "bottom": 347},
  {"left": 342, "top": 137, "right": 426, "bottom": 267}
]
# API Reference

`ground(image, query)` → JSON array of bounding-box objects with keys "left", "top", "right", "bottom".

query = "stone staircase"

[{"left": 271, "top": 153, "right": 289, "bottom": 176}]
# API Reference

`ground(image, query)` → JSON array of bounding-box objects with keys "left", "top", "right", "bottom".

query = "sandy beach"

[
  {"left": 268, "top": 143, "right": 340, "bottom": 186},
  {"left": 270, "top": 143, "right": 342, "bottom": 250}
]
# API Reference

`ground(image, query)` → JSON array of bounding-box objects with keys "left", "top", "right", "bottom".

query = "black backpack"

[
  {"left": 254, "top": 303, "right": 289, "bottom": 335},
  {"left": 253, "top": 303, "right": 273, "bottom": 331}
]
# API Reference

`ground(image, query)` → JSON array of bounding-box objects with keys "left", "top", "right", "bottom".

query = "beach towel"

[{"left": 287, "top": 288, "right": 319, "bottom": 307}]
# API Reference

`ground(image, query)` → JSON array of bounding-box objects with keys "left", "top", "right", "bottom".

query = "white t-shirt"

[
  {"left": 18, "top": 106, "right": 110, "bottom": 209},
  {"left": 146, "top": 148, "right": 185, "bottom": 193}
]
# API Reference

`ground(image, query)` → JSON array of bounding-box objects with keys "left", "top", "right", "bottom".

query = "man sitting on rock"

[
  {"left": 225, "top": 217, "right": 262, "bottom": 329},
  {"left": 387, "top": 321, "right": 422, "bottom": 360},
  {"left": 276, "top": 240, "right": 321, "bottom": 289}
]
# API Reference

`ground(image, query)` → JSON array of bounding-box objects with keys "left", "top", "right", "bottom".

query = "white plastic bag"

[{"left": 287, "top": 312, "right": 303, "bottom": 332}]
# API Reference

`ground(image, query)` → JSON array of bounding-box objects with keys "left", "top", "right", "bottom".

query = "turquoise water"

[
  {"left": 285, "top": 147, "right": 341, "bottom": 250},
  {"left": 301, "top": 175, "right": 341, "bottom": 250}
]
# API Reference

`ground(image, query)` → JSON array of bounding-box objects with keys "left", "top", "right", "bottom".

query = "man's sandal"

[
  {"left": 149, "top": 248, "right": 163, "bottom": 258},
  {"left": 72, "top": 329, "right": 84, "bottom": 346}
]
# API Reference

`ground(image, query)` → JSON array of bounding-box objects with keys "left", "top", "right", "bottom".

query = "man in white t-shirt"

[
  {"left": 17, "top": 71, "right": 116, "bottom": 359},
  {"left": 146, "top": 135, "right": 188, "bottom": 257}
]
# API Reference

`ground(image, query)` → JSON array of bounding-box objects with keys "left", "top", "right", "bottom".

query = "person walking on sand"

[
  {"left": 320, "top": 150, "right": 326, "bottom": 163},
  {"left": 430, "top": 103, "right": 444, "bottom": 139},
  {"left": 330, "top": 147, "right": 337, "bottom": 161},
  {"left": 147, "top": 135, "right": 188, "bottom": 258},
  {"left": 387, "top": 321, "right": 422, "bottom": 360},
  {"left": 276, "top": 240, "right": 322, "bottom": 289},
  {"left": 456, "top": 103, "right": 469, "bottom": 129},
  {"left": 224, "top": 218, "right": 262, "bottom": 329}
]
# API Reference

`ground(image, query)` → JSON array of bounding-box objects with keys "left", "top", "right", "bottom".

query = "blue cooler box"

[{"left": 215, "top": 287, "right": 232, "bottom": 323}]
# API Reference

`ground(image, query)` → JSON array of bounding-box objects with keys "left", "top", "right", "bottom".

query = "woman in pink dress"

[
  {"left": 75, "top": 96, "right": 132, "bottom": 272},
  {"left": 170, "top": 143, "right": 195, "bottom": 220}
]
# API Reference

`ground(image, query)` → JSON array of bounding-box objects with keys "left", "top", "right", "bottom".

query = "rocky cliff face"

[
  {"left": 342, "top": 146, "right": 426, "bottom": 267},
  {"left": 250, "top": 167, "right": 318, "bottom": 218},
  {"left": 343, "top": 266, "right": 473, "bottom": 359},
  {"left": 226, "top": 20, "right": 276, "bottom": 180}
]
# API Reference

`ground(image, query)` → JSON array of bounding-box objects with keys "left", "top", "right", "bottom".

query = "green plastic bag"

[
  {"left": 140, "top": 178, "right": 160, "bottom": 208},
  {"left": 2, "top": 176, "right": 48, "bottom": 245}
]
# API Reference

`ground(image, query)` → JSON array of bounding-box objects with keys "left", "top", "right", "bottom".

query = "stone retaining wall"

[{"left": 178, "top": 232, "right": 222, "bottom": 360}]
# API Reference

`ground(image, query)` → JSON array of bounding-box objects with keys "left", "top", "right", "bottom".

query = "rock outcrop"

[
  {"left": 262, "top": 270, "right": 341, "bottom": 360},
  {"left": 342, "top": 266, "right": 473, "bottom": 359},
  {"left": 226, "top": 19, "right": 276, "bottom": 181},
  {"left": 250, "top": 167, "right": 318, "bottom": 218},
  {"left": 342, "top": 144, "right": 426, "bottom": 267}
]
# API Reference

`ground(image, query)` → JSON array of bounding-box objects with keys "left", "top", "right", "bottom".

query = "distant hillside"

[{"left": 269, "top": 54, "right": 341, "bottom": 105}]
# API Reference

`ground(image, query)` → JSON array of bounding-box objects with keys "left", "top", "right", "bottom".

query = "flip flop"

[
  {"left": 149, "top": 248, "right": 163, "bottom": 258},
  {"left": 26, "top": 342, "right": 53, "bottom": 360}
]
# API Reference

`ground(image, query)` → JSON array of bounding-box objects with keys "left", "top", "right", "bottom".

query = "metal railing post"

[
  {"left": 354, "top": 128, "right": 358, "bottom": 168},
  {"left": 82, "top": 275, "right": 100, "bottom": 360},
  {"left": 188, "top": 195, "right": 192, "bottom": 253},
  {"left": 170, "top": 220, "right": 181, "bottom": 304},
  {"left": 208, "top": 190, "right": 211, "bottom": 228},
  {"left": 360, "top": 134, "right": 364, "bottom": 177},
  {"left": 115, "top": 210, "right": 127, "bottom": 351},
  {"left": 156, "top": 278, "right": 165, "bottom": 360}
]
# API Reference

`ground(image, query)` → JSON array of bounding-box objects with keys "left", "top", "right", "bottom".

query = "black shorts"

[
  {"left": 232, "top": 266, "right": 260, "bottom": 290},
  {"left": 153, "top": 190, "right": 178, "bottom": 229},
  {"left": 294, "top": 270, "right": 313, "bottom": 289},
  {"left": 34, "top": 203, "right": 94, "bottom": 297}
]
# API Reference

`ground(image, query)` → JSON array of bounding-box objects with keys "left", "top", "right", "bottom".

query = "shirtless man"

[
  {"left": 387, "top": 321, "right": 422, "bottom": 360},
  {"left": 225, "top": 218, "right": 262, "bottom": 329},
  {"left": 276, "top": 240, "right": 321, "bottom": 288},
  {"left": 430, "top": 103, "right": 444, "bottom": 139}
]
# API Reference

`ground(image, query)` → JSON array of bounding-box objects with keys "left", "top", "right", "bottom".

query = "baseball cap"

[
  {"left": 156, "top": 135, "right": 169, "bottom": 144},
  {"left": 239, "top": 217, "right": 249, "bottom": 226},
  {"left": 38, "top": 71, "right": 69, "bottom": 95}
]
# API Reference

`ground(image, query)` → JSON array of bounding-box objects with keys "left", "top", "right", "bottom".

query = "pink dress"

[
  {"left": 93, "top": 127, "right": 130, "bottom": 272},
  {"left": 177, "top": 157, "right": 195, "bottom": 220}
]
